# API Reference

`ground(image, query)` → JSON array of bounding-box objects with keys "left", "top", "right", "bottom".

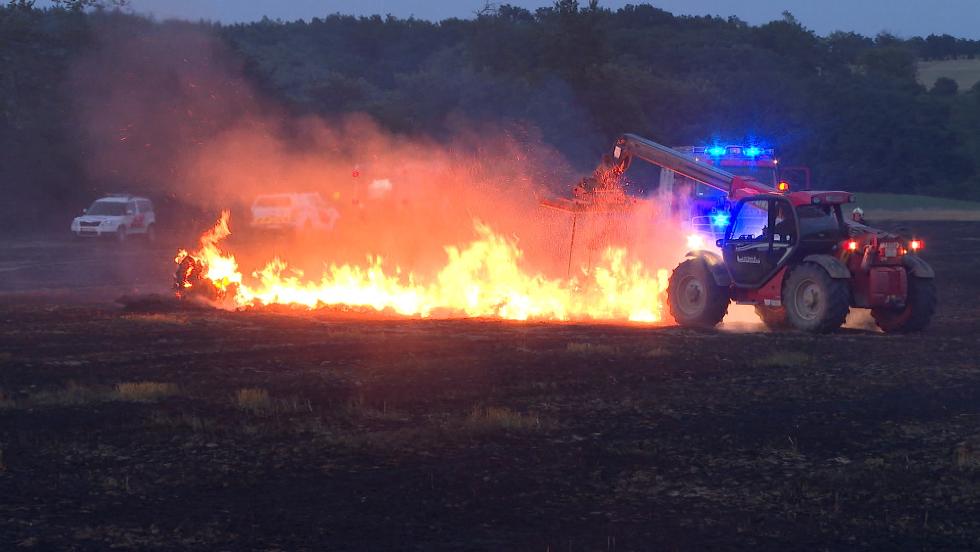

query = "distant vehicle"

[
  {"left": 71, "top": 194, "right": 156, "bottom": 243},
  {"left": 250, "top": 193, "right": 339, "bottom": 233}
]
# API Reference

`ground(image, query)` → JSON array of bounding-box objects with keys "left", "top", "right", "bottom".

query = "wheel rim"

[
  {"left": 793, "top": 278, "right": 822, "bottom": 321},
  {"left": 676, "top": 275, "right": 706, "bottom": 316}
]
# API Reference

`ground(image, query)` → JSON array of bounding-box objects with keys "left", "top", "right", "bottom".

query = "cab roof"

[
  {"left": 739, "top": 190, "right": 855, "bottom": 207},
  {"left": 97, "top": 194, "right": 149, "bottom": 203},
  {"left": 785, "top": 191, "right": 854, "bottom": 207}
]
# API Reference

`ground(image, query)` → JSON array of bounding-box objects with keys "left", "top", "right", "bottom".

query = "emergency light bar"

[{"left": 695, "top": 145, "right": 775, "bottom": 158}]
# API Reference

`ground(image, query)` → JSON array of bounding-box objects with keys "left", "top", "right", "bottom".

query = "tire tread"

[
  {"left": 872, "top": 277, "right": 936, "bottom": 333},
  {"left": 667, "top": 258, "right": 730, "bottom": 328},
  {"left": 783, "top": 262, "right": 850, "bottom": 333}
]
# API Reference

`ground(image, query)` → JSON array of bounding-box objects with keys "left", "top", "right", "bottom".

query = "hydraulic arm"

[{"left": 610, "top": 134, "right": 775, "bottom": 198}]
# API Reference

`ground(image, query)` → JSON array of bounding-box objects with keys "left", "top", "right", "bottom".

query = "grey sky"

[{"left": 58, "top": 1, "right": 980, "bottom": 39}]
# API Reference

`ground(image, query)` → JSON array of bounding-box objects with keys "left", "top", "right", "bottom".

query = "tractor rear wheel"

[
  {"left": 755, "top": 305, "right": 789, "bottom": 330},
  {"left": 667, "top": 259, "right": 729, "bottom": 328},
  {"left": 871, "top": 277, "right": 936, "bottom": 333},
  {"left": 783, "top": 263, "right": 850, "bottom": 333}
]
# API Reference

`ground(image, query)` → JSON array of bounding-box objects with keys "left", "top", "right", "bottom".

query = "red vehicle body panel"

[{"left": 735, "top": 266, "right": 788, "bottom": 306}]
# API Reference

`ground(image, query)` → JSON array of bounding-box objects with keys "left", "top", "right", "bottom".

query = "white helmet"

[{"left": 852, "top": 207, "right": 864, "bottom": 215}]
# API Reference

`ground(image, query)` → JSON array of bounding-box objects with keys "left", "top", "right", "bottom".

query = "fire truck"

[{"left": 660, "top": 143, "right": 810, "bottom": 240}]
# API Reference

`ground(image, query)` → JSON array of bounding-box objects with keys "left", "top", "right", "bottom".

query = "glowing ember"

[{"left": 175, "top": 212, "right": 672, "bottom": 323}]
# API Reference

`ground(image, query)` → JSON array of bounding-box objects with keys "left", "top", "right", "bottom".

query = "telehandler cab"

[{"left": 669, "top": 190, "right": 935, "bottom": 333}]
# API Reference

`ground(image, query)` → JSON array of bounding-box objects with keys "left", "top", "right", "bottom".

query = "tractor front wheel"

[
  {"left": 783, "top": 263, "right": 850, "bottom": 333},
  {"left": 667, "top": 259, "right": 730, "bottom": 328},
  {"left": 871, "top": 277, "right": 936, "bottom": 333}
]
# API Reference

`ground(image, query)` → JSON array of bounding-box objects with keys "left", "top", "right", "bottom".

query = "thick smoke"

[{"left": 69, "top": 16, "right": 687, "bottom": 285}]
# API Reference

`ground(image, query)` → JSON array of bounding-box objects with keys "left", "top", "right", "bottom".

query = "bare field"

[
  {"left": 862, "top": 209, "right": 980, "bottom": 221},
  {"left": 855, "top": 193, "right": 980, "bottom": 222},
  {"left": 1, "top": 221, "right": 979, "bottom": 550},
  {"left": 918, "top": 58, "right": 980, "bottom": 91}
]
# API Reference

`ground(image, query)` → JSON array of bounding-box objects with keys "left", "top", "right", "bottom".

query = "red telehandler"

[{"left": 569, "top": 134, "right": 937, "bottom": 333}]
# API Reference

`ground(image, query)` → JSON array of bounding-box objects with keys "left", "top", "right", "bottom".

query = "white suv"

[
  {"left": 250, "top": 193, "right": 339, "bottom": 232},
  {"left": 71, "top": 195, "right": 156, "bottom": 242}
]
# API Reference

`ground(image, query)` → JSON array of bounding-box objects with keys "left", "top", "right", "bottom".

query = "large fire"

[{"left": 175, "top": 211, "right": 673, "bottom": 323}]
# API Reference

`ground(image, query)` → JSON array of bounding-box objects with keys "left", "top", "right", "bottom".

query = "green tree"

[
  {"left": 931, "top": 77, "right": 959, "bottom": 96},
  {"left": 858, "top": 46, "right": 917, "bottom": 82}
]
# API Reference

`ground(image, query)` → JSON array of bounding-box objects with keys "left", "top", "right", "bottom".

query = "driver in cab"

[{"left": 763, "top": 204, "right": 794, "bottom": 243}]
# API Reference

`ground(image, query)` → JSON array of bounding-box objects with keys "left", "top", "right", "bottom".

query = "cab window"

[
  {"left": 797, "top": 204, "right": 842, "bottom": 241},
  {"left": 768, "top": 201, "right": 797, "bottom": 244},
  {"left": 694, "top": 182, "right": 726, "bottom": 200},
  {"left": 254, "top": 196, "right": 292, "bottom": 208},
  {"left": 728, "top": 200, "right": 769, "bottom": 241}
]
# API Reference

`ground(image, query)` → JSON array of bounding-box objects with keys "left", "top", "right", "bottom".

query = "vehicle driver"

[
  {"left": 851, "top": 207, "right": 866, "bottom": 225},
  {"left": 766, "top": 204, "right": 794, "bottom": 242}
]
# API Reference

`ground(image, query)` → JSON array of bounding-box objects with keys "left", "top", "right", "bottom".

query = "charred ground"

[{"left": 1, "top": 221, "right": 979, "bottom": 550}]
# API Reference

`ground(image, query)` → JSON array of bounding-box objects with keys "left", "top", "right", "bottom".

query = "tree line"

[{"left": 2, "top": 1, "right": 980, "bottom": 231}]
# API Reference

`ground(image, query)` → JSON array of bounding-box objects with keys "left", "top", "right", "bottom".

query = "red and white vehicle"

[
  {"left": 250, "top": 193, "right": 339, "bottom": 233},
  {"left": 71, "top": 194, "right": 156, "bottom": 243},
  {"left": 661, "top": 144, "right": 810, "bottom": 239}
]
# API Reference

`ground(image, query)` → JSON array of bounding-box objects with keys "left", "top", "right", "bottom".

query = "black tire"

[
  {"left": 755, "top": 305, "right": 789, "bottom": 330},
  {"left": 667, "top": 258, "right": 730, "bottom": 328},
  {"left": 115, "top": 226, "right": 127, "bottom": 243},
  {"left": 145, "top": 223, "right": 156, "bottom": 243},
  {"left": 872, "top": 277, "right": 936, "bottom": 333},
  {"left": 782, "top": 262, "right": 850, "bottom": 333}
]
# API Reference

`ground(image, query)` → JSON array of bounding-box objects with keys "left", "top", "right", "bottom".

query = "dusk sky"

[{"left": 67, "top": 0, "right": 980, "bottom": 39}]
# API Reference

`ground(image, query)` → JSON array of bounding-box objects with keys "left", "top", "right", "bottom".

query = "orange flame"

[{"left": 177, "top": 212, "right": 671, "bottom": 323}]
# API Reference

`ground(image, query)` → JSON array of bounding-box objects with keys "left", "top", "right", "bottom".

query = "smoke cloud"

[{"left": 68, "top": 16, "right": 688, "bottom": 291}]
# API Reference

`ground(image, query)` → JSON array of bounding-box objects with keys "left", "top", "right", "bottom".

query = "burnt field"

[{"left": 1, "top": 222, "right": 979, "bottom": 550}]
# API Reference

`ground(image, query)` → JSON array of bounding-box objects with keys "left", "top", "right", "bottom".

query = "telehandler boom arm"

[{"left": 611, "top": 134, "right": 775, "bottom": 198}]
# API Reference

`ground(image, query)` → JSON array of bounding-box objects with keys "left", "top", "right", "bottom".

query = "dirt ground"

[{"left": 1, "top": 222, "right": 979, "bottom": 550}]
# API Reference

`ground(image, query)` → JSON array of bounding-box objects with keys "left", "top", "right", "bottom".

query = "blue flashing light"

[
  {"left": 710, "top": 211, "right": 731, "bottom": 228},
  {"left": 743, "top": 146, "right": 762, "bottom": 157},
  {"left": 707, "top": 146, "right": 726, "bottom": 157}
]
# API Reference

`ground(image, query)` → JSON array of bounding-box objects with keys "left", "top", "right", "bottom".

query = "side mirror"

[
  {"left": 715, "top": 239, "right": 725, "bottom": 248},
  {"left": 82, "top": 208, "right": 88, "bottom": 214}
]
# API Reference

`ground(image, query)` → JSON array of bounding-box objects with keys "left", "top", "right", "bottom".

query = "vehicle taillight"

[
  {"left": 909, "top": 239, "right": 923, "bottom": 251},
  {"left": 846, "top": 240, "right": 858, "bottom": 252}
]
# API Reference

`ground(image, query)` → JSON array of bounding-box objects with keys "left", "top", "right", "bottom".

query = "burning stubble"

[{"left": 71, "top": 19, "right": 692, "bottom": 324}]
